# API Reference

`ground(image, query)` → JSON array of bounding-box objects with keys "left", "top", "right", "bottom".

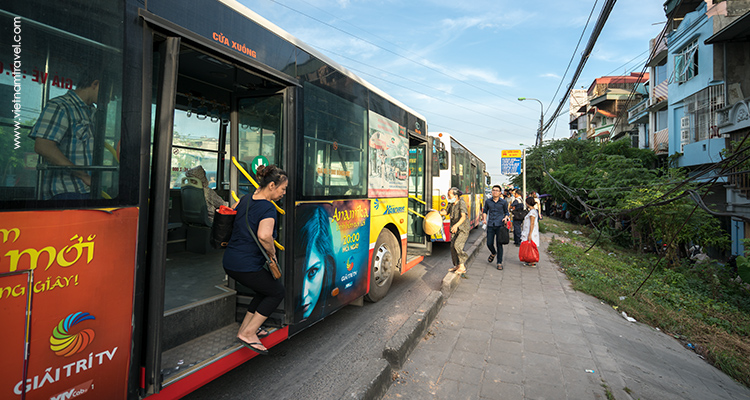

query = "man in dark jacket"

[{"left": 483, "top": 185, "right": 510, "bottom": 269}]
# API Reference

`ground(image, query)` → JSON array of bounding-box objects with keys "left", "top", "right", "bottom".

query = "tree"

[{"left": 513, "top": 138, "right": 729, "bottom": 261}]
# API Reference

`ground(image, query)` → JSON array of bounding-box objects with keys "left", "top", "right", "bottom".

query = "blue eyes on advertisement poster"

[{"left": 307, "top": 266, "right": 319, "bottom": 279}]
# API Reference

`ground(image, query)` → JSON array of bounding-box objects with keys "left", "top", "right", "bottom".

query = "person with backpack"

[{"left": 510, "top": 190, "right": 526, "bottom": 246}]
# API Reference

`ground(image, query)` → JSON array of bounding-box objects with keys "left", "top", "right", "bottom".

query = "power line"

[
  {"left": 545, "top": 0, "right": 600, "bottom": 116},
  {"left": 541, "top": 0, "right": 618, "bottom": 136},
  {"left": 318, "top": 47, "right": 532, "bottom": 130},
  {"left": 263, "top": 0, "right": 539, "bottom": 112}
]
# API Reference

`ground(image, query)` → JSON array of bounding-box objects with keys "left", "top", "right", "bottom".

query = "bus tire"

[{"left": 364, "top": 229, "right": 399, "bottom": 303}]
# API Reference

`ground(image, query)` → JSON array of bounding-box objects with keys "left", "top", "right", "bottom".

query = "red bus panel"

[{"left": 1, "top": 208, "right": 138, "bottom": 400}]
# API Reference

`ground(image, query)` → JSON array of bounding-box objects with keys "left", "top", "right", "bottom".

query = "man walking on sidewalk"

[
  {"left": 483, "top": 185, "right": 510, "bottom": 270},
  {"left": 510, "top": 190, "right": 526, "bottom": 246}
]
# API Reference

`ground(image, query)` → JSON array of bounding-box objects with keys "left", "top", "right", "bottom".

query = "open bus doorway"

[
  {"left": 407, "top": 138, "right": 431, "bottom": 256},
  {"left": 146, "top": 35, "right": 293, "bottom": 393}
]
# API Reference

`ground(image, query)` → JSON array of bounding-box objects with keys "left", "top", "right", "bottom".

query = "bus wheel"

[{"left": 364, "top": 229, "right": 399, "bottom": 302}]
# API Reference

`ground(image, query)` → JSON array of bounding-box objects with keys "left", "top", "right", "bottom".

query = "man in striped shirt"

[{"left": 29, "top": 73, "right": 99, "bottom": 200}]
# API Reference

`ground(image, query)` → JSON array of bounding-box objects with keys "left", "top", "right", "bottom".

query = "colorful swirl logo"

[
  {"left": 50, "top": 312, "right": 96, "bottom": 357},
  {"left": 346, "top": 256, "right": 355, "bottom": 271}
]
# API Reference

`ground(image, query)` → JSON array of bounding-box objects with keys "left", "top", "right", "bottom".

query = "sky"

[{"left": 236, "top": 0, "right": 668, "bottom": 185}]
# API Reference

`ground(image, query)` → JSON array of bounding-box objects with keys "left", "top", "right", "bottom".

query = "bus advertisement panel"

[
  {"left": 368, "top": 111, "right": 408, "bottom": 198},
  {"left": 370, "top": 198, "right": 409, "bottom": 269},
  {"left": 291, "top": 200, "right": 370, "bottom": 334},
  {"left": 1, "top": 208, "right": 138, "bottom": 400}
]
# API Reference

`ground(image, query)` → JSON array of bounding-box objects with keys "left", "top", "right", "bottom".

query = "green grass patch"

[{"left": 545, "top": 219, "right": 750, "bottom": 388}]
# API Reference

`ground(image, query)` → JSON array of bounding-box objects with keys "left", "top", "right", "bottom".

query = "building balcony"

[
  {"left": 628, "top": 98, "right": 649, "bottom": 123},
  {"left": 650, "top": 80, "right": 668, "bottom": 107},
  {"left": 647, "top": 31, "right": 668, "bottom": 67},
  {"left": 652, "top": 128, "right": 669, "bottom": 154}
]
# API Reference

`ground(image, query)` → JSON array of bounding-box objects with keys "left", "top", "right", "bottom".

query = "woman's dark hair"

[
  {"left": 255, "top": 164, "right": 288, "bottom": 188},
  {"left": 449, "top": 187, "right": 462, "bottom": 196},
  {"left": 526, "top": 196, "right": 536, "bottom": 207}
]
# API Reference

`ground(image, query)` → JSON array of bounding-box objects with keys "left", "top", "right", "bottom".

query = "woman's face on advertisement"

[{"left": 302, "top": 246, "right": 325, "bottom": 319}]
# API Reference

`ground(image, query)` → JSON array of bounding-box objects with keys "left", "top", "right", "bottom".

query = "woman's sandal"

[
  {"left": 497, "top": 264, "right": 503, "bottom": 270},
  {"left": 488, "top": 254, "right": 495, "bottom": 263},
  {"left": 257, "top": 327, "right": 270, "bottom": 338},
  {"left": 239, "top": 338, "right": 268, "bottom": 355},
  {"left": 449, "top": 266, "right": 458, "bottom": 273}
]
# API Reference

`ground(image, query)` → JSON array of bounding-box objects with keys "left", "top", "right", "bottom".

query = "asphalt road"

[{"left": 185, "top": 228, "right": 484, "bottom": 400}]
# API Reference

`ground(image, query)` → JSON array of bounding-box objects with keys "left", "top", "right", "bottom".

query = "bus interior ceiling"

[{"left": 157, "top": 45, "right": 285, "bottom": 384}]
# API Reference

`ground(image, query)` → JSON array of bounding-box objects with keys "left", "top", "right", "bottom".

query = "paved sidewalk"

[{"left": 385, "top": 233, "right": 750, "bottom": 400}]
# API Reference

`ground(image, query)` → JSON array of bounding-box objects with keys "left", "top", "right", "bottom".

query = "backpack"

[
  {"left": 512, "top": 207, "right": 528, "bottom": 221},
  {"left": 511, "top": 200, "right": 527, "bottom": 220}
]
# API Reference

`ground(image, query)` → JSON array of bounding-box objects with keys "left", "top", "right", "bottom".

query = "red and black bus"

[{"left": 0, "top": 1, "right": 434, "bottom": 398}]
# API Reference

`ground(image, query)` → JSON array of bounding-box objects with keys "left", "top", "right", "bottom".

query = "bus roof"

[
  {"left": 220, "top": 0, "right": 426, "bottom": 122},
  {"left": 430, "top": 131, "right": 485, "bottom": 164}
]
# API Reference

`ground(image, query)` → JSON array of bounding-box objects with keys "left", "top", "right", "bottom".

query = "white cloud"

[
  {"left": 420, "top": 59, "right": 513, "bottom": 87},
  {"left": 541, "top": 73, "right": 561, "bottom": 79}
]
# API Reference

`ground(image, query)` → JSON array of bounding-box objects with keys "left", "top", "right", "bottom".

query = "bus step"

[
  {"left": 160, "top": 325, "right": 282, "bottom": 386},
  {"left": 161, "top": 323, "right": 240, "bottom": 384},
  {"left": 162, "top": 288, "right": 236, "bottom": 352}
]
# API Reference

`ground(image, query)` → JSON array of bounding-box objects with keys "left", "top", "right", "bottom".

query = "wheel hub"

[{"left": 372, "top": 244, "right": 392, "bottom": 287}]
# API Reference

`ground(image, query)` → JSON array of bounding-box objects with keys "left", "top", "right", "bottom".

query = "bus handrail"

[
  {"left": 407, "top": 208, "right": 425, "bottom": 219},
  {"left": 408, "top": 195, "right": 426, "bottom": 205},
  {"left": 231, "top": 156, "right": 285, "bottom": 215},
  {"left": 36, "top": 164, "right": 119, "bottom": 171},
  {"left": 35, "top": 164, "right": 118, "bottom": 199}
]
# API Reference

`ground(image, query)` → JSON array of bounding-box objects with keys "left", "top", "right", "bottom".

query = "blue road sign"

[{"left": 501, "top": 157, "right": 522, "bottom": 175}]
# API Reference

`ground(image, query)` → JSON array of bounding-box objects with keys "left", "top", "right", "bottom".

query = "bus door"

[
  {"left": 231, "top": 90, "right": 295, "bottom": 329},
  {"left": 407, "top": 140, "right": 431, "bottom": 255},
  {"left": 470, "top": 162, "right": 478, "bottom": 226},
  {"left": 144, "top": 30, "right": 297, "bottom": 395}
]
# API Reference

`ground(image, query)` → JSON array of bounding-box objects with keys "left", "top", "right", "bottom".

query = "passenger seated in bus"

[
  {"left": 185, "top": 166, "right": 227, "bottom": 223},
  {"left": 297, "top": 205, "right": 337, "bottom": 321},
  {"left": 29, "top": 72, "right": 101, "bottom": 200},
  {"left": 223, "top": 165, "right": 288, "bottom": 355}
]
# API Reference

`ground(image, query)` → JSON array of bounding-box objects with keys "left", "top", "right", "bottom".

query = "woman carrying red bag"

[{"left": 520, "top": 196, "right": 540, "bottom": 267}]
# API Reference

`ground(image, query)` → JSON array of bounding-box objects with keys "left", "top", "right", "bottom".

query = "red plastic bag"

[
  {"left": 217, "top": 205, "right": 237, "bottom": 215},
  {"left": 519, "top": 240, "right": 539, "bottom": 263}
]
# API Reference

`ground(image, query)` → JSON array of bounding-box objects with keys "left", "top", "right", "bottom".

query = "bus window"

[
  {"left": 170, "top": 109, "right": 222, "bottom": 189},
  {"left": 302, "top": 82, "right": 367, "bottom": 198},
  {"left": 1, "top": 3, "right": 124, "bottom": 204},
  {"left": 237, "top": 95, "right": 283, "bottom": 194}
]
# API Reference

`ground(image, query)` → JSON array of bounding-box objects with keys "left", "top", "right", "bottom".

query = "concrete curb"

[
  {"left": 345, "top": 231, "right": 486, "bottom": 400},
  {"left": 441, "top": 232, "right": 486, "bottom": 296},
  {"left": 383, "top": 291, "right": 445, "bottom": 370},
  {"left": 339, "top": 358, "right": 392, "bottom": 400}
]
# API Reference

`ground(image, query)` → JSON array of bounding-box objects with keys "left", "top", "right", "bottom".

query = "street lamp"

[
  {"left": 518, "top": 97, "right": 544, "bottom": 147},
  {"left": 518, "top": 143, "right": 527, "bottom": 201}
]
